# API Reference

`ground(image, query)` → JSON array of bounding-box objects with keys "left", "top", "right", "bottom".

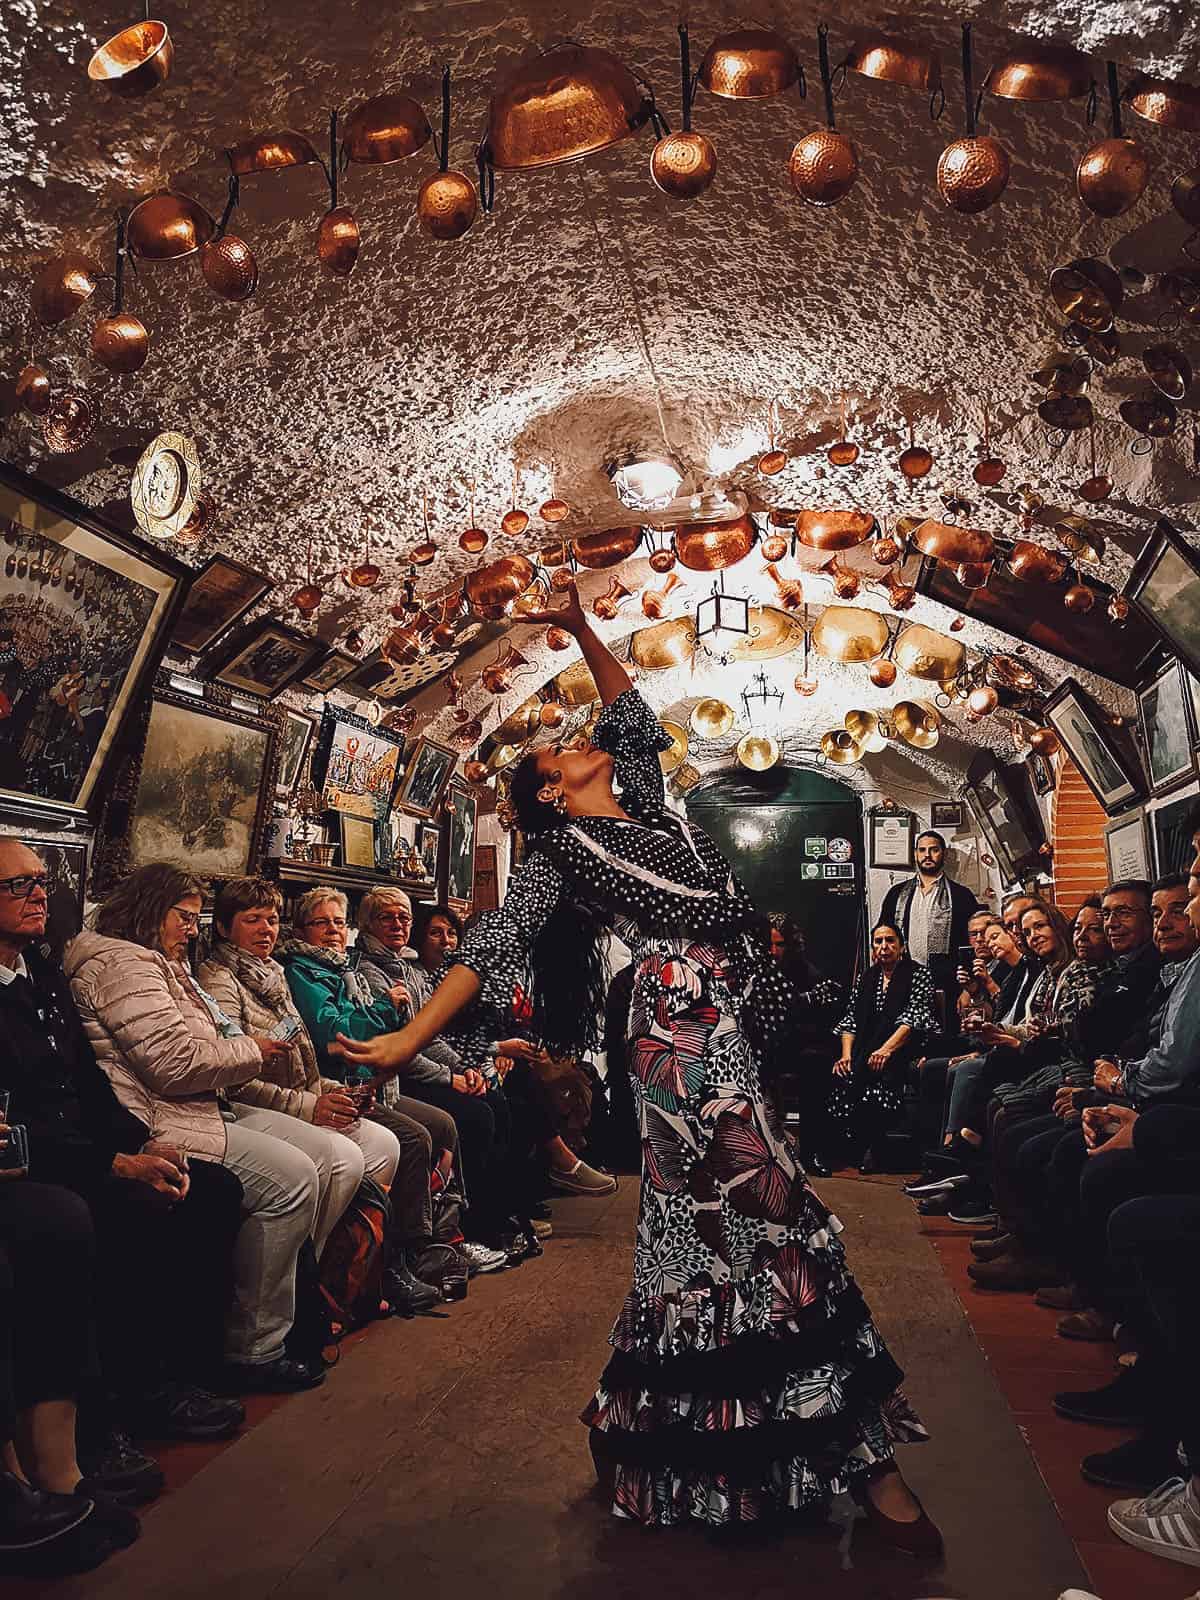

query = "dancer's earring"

[{"left": 537, "top": 783, "right": 567, "bottom": 814}]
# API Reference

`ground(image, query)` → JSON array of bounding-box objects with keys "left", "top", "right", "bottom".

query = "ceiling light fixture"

[{"left": 609, "top": 452, "right": 684, "bottom": 510}]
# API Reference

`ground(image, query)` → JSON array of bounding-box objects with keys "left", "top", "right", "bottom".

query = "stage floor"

[{"left": 55, "top": 1177, "right": 1091, "bottom": 1600}]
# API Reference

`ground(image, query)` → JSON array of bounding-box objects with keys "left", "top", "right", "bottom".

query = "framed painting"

[
  {"left": 1026, "top": 749, "right": 1056, "bottom": 797},
  {"left": 339, "top": 812, "right": 377, "bottom": 871},
  {"left": 964, "top": 788, "right": 1017, "bottom": 885},
  {"left": 277, "top": 708, "right": 318, "bottom": 797},
  {"left": 444, "top": 780, "right": 478, "bottom": 913},
  {"left": 418, "top": 821, "right": 441, "bottom": 884},
  {"left": 1103, "top": 808, "right": 1151, "bottom": 883},
  {"left": 966, "top": 751, "right": 1046, "bottom": 875},
  {"left": 113, "top": 683, "right": 280, "bottom": 882},
  {"left": 312, "top": 709, "right": 405, "bottom": 819},
  {"left": 1138, "top": 660, "right": 1195, "bottom": 795},
  {"left": 379, "top": 806, "right": 418, "bottom": 875},
  {"left": 169, "top": 554, "right": 273, "bottom": 656},
  {"left": 17, "top": 831, "right": 90, "bottom": 957},
  {"left": 394, "top": 736, "right": 456, "bottom": 820},
  {"left": 200, "top": 616, "right": 325, "bottom": 700},
  {"left": 472, "top": 842, "right": 499, "bottom": 913},
  {"left": 1043, "top": 678, "right": 1144, "bottom": 816},
  {"left": 0, "top": 461, "right": 190, "bottom": 819},
  {"left": 1125, "top": 521, "right": 1200, "bottom": 684},
  {"left": 1151, "top": 787, "right": 1200, "bottom": 877},
  {"left": 299, "top": 649, "right": 360, "bottom": 695}
]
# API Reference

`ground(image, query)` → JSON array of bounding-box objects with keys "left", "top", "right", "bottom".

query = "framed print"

[
  {"left": 201, "top": 617, "right": 324, "bottom": 700},
  {"left": 1188, "top": 671, "right": 1200, "bottom": 747},
  {"left": 966, "top": 751, "right": 1046, "bottom": 875},
  {"left": 930, "top": 800, "right": 964, "bottom": 830},
  {"left": 1138, "top": 661, "right": 1195, "bottom": 795},
  {"left": 380, "top": 806, "right": 417, "bottom": 874},
  {"left": 1104, "top": 808, "right": 1151, "bottom": 882},
  {"left": 868, "top": 809, "right": 915, "bottom": 868},
  {"left": 299, "top": 649, "right": 360, "bottom": 695},
  {"left": 19, "top": 832, "right": 90, "bottom": 957},
  {"left": 1026, "top": 748, "right": 1056, "bottom": 797},
  {"left": 0, "top": 461, "right": 190, "bottom": 818},
  {"left": 1151, "top": 786, "right": 1200, "bottom": 877},
  {"left": 964, "top": 788, "right": 1017, "bottom": 885},
  {"left": 339, "top": 812, "right": 377, "bottom": 871},
  {"left": 312, "top": 710, "right": 405, "bottom": 819},
  {"left": 472, "top": 842, "right": 499, "bottom": 912},
  {"left": 276, "top": 709, "right": 317, "bottom": 797},
  {"left": 115, "top": 684, "right": 279, "bottom": 881},
  {"left": 1125, "top": 521, "right": 1200, "bottom": 683},
  {"left": 169, "top": 555, "right": 273, "bottom": 655},
  {"left": 444, "top": 780, "right": 478, "bottom": 913},
  {"left": 1044, "top": 678, "right": 1144, "bottom": 816},
  {"left": 418, "top": 821, "right": 441, "bottom": 883},
  {"left": 394, "top": 737, "right": 456, "bottom": 820}
]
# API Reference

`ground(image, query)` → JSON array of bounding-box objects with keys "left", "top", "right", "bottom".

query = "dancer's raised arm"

[{"left": 519, "top": 581, "right": 632, "bottom": 706}]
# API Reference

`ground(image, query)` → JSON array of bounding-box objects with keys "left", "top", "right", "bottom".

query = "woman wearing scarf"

[{"left": 828, "top": 923, "right": 936, "bottom": 1173}]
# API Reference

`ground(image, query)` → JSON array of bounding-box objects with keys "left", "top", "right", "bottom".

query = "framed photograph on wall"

[
  {"left": 444, "top": 780, "right": 478, "bottom": 914},
  {"left": 966, "top": 751, "right": 1046, "bottom": 874},
  {"left": 930, "top": 801, "right": 964, "bottom": 830},
  {"left": 339, "top": 812, "right": 377, "bottom": 871},
  {"left": 201, "top": 616, "right": 325, "bottom": 700},
  {"left": 299, "top": 649, "right": 360, "bottom": 695},
  {"left": 418, "top": 821, "right": 441, "bottom": 884},
  {"left": 1026, "top": 749, "right": 1056, "bottom": 797},
  {"left": 1151, "top": 786, "right": 1200, "bottom": 877},
  {"left": 965, "top": 789, "right": 1017, "bottom": 885},
  {"left": 1044, "top": 678, "right": 1144, "bottom": 816},
  {"left": 0, "top": 461, "right": 191, "bottom": 818},
  {"left": 473, "top": 842, "right": 499, "bottom": 913},
  {"left": 394, "top": 737, "right": 456, "bottom": 820},
  {"left": 1138, "top": 660, "right": 1196, "bottom": 795},
  {"left": 169, "top": 554, "right": 273, "bottom": 656},
  {"left": 276, "top": 709, "right": 317, "bottom": 797},
  {"left": 1104, "top": 808, "right": 1151, "bottom": 882},
  {"left": 312, "top": 710, "right": 405, "bottom": 819},
  {"left": 868, "top": 809, "right": 915, "bottom": 868},
  {"left": 1125, "top": 521, "right": 1200, "bottom": 683},
  {"left": 379, "top": 807, "right": 417, "bottom": 874}
]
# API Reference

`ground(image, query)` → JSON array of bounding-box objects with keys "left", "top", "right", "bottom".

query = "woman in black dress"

[{"left": 337, "top": 585, "right": 937, "bottom": 1550}]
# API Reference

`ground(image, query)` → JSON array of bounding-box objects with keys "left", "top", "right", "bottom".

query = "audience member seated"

[
  {"left": 0, "top": 841, "right": 246, "bottom": 1468},
  {"left": 198, "top": 880, "right": 441, "bottom": 1316},
  {"left": 765, "top": 911, "right": 844, "bottom": 1175},
  {"left": 280, "top": 888, "right": 510, "bottom": 1275},
  {"left": 828, "top": 921, "right": 935, "bottom": 1173},
  {"left": 1074, "top": 877, "right": 1163, "bottom": 1065},
  {"left": 599, "top": 962, "right": 640, "bottom": 1175},
  {"left": 64, "top": 863, "right": 325, "bottom": 1394}
]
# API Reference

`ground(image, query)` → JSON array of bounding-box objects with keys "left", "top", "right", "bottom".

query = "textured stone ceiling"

[{"left": 2, "top": 0, "right": 1199, "bottom": 778}]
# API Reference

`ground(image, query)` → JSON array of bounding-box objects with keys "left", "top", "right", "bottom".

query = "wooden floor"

[{"left": 46, "top": 1177, "right": 1112, "bottom": 1600}]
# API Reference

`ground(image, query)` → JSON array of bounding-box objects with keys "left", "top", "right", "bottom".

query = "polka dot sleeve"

[
  {"left": 592, "top": 688, "right": 671, "bottom": 823},
  {"left": 447, "top": 848, "right": 566, "bottom": 1025},
  {"left": 895, "top": 964, "right": 937, "bottom": 1035}
]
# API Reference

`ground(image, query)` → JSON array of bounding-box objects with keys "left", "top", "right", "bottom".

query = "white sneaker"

[
  {"left": 1058, "top": 1591, "right": 1104, "bottom": 1599},
  {"left": 1108, "top": 1477, "right": 1200, "bottom": 1568},
  {"left": 459, "top": 1241, "right": 507, "bottom": 1276}
]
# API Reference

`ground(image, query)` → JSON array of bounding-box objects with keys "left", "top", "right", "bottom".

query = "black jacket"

[
  {"left": 0, "top": 943, "right": 149, "bottom": 1193},
  {"left": 879, "top": 875, "right": 979, "bottom": 968},
  {"left": 1073, "top": 942, "right": 1163, "bottom": 1065}
]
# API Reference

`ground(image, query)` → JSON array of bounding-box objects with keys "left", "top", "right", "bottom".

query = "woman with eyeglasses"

[{"left": 64, "top": 864, "right": 327, "bottom": 1394}]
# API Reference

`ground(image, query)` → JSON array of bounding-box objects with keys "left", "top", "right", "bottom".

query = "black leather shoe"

[
  {"left": 0, "top": 1472, "right": 93, "bottom": 1552},
  {"left": 70, "top": 1485, "right": 140, "bottom": 1548},
  {"left": 132, "top": 1383, "right": 245, "bottom": 1442},
  {"left": 76, "top": 1430, "right": 163, "bottom": 1505},
  {"left": 383, "top": 1263, "right": 443, "bottom": 1316},
  {"left": 1053, "top": 1367, "right": 1147, "bottom": 1427},
  {"left": 1081, "top": 1433, "right": 1182, "bottom": 1491},
  {"left": 224, "top": 1355, "right": 326, "bottom": 1394}
]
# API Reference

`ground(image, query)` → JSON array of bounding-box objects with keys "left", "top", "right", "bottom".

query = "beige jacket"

[
  {"left": 198, "top": 952, "right": 341, "bottom": 1123},
  {"left": 64, "top": 931, "right": 263, "bottom": 1161}
]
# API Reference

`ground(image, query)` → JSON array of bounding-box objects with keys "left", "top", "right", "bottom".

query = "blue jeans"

[{"left": 945, "top": 1054, "right": 986, "bottom": 1137}]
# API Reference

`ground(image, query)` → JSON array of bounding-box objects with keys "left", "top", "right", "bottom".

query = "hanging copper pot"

[
  {"left": 463, "top": 555, "right": 538, "bottom": 620},
  {"left": 911, "top": 519, "right": 994, "bottom": 564},
  {"left": 486, "top": 44, "right": 652, "bottom": 171},
  {"left": 1009, "top": 541, "right": 1068, "bottom": 583},
  {"left": 1077, "top": 138, "right": 1149, "bottom": 217},
  {"left": 539, "top": 701, "right": 566, "bottom": 730},
  {"left": 1049, "top": 257, "right": 1123, "bottom": 331},
  {"left": 967, "top": 684, "right": 999, "bottom": 716},
  {"left": 1126, "top": 75, "right": 1200, "bottom": 132},
  {"left": 697, "top": 28, "right": 799, "bottom": 99},
  {"left": 1055, "top": 515, "right": 1105, "bottom": 565},
  {"left": 15, "top": 364, "right": 51, "bottom": 416},
  {"left": 793, "top": 509, "right": 875, "bottom": 551},
  {"left": 987, "top": 45, "right": 1094, "bottom": 101},
  {"left": 737, "top": 732, "right": 780, "bottom": 772},
  {"left": 90, "top": 312, "right": 148, "bottom": 374},
  {"left": 651, "top": 132, "right": 717, "bottom": 201},
  {"left": 201, "top": 234, "right": 259, "bottom": 300},
  {"left": 690, "top": 698, "right": 735, "bottom": 738},
  {"left": 811, "top": 605, "right": 890, "bottom": 662},
  {"left": 417, "top": 171, "right": 480, "bottom": 240},
  {"left": 41, "top": 391, "right": 96, "bottom": 454},
  {"left": 789, "top": 128, "right": 859, "bottom": 207},
  {"left": 571, "top": 526, "right": 642, "bottom": 569},
  {"left": 31, "top": 252, "right": 105, "bottom": 327},
  {"left": 226, "top": 130, "right": 321, "bottom": 175},
  {"left": 674, "top": 514, "right": 754, "bottom": 571},
  {"left": 1038, "top": 394, "right": 1093, "bottom": 431},
  {"left": 820, "top": 728, "right": 864, "bottom": 766},
  {"left": 381, "top": 624, "right": 424, "bottom": 666},
  {"left": 628, "top": 617, "right": 694, "bottom": 671},
  {"left": 1120, "top": 393, "right": 1178, "bottom": 438},
  {"left": 894, "top": 624, "right": 965, "bottom": 683},
  {"left": 892, "top": 699, "right": 941, "bottom": 749},
  {"left": 1032, "top": 355, "right": 1091, "bottom": 396},
  {"left": 1143, "top": 343, "right": 1192, "bottom": 401},
  {"left": 844, "top": 33, "right": 941, "bottom": 95},
  {"left": 126, "top": 191, "right": 215, "bottom": 261},
  {"left": 937, "top": 135, "right": 1010, "bottom": 212},
  {"left": 1161, "top": 270, "right": 1200, "bottom": 325},
  {"left": 316, "top": 208, "right": 359, "bottom": 277},
  {"left": 341, "top": 92, "right": 432, "bottom": 165},
  {"left": 1063, "top": 581, "right": 1096, "bottom": 613},
  {"left": 87, "top": 19, "right": 173, "bottom": 97},
  {"left": 955, "top": 560, "right": 993, "bottom": 588}
]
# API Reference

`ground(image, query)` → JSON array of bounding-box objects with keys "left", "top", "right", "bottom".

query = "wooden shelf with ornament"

[{"left": 263, "top": 858, "right": 437, "bottom": 902}]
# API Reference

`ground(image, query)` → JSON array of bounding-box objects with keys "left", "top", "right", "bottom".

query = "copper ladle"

[
  {"left": 316, "top": 111, "right": 360, "bottom": 277},
  {"left": 90, "top": 211, "right": 148, "bottom": 374},
  {"left": 898, "top": 417, "right": 933, "bottom": 480},
  {"left": 651, "top": 25, "right": 717, "bottom": 201},
  {"left": 1077, "top": 62, "right": 1149, "bottom": 218},
  {"left": 827, "top": 392, "right": 859, "bottom": 466},
  {"left": 937, "top": 25, "right": 1010, "bottom": 213},
  {"left": 202, "top": 175, "right": 259, "bottom": 301},
  {"left": 758, "top": 399, "right": 787, "bottom": 476},
  {"left": 973, "top": 406, "right": 1006, "bottom": 485},
  {"left": 1078, "top": 415, "right": 1113, "bottom": 503},
  {"left": 417, "top": 68, "right": 479, "bottom": 240},
  {"left": 789, "top": 26, "right": 859, "bottom": 207}
]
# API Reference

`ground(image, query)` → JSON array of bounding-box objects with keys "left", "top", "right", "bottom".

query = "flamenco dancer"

[{"left": 338, "top": 584, "right": 937, "bottom": 1552}]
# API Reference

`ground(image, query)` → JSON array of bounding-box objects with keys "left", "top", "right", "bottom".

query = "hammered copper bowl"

[
  {"left": 1049, "top": 257, "right": 1123, "bottom": 330},
  {"left": 571, "top": 526, "right": 642, "bottom": 569},
  {"left": 937, "top": 136, "right": 1010, "bottom": 213},
  {"left": 317, "top": 208, "right": 360, "bottom": 276},
  {"left": 1120, "top": 394, "right": 1178, "bottom": 437},
  {"left": 1076, "top": 138, "right": 1150, "bottom": 218},
  {"left": 674, "top": 513, "right": 755, "bottom": 571},
  {"left": 1143, "top": 343, "right": 1192, "bottom": 401},
  {"left": 487, "top": 44, "right": 651, "bottom": 171},
  {"left": 226, "top": 130, "right": 320, "bottom": 175},
  {"left": 417, "top": 171, "right": 478, "bottom": 240},
  {"left": 650, "top": 132, "right": 717, "bottom": 201},
  {"left": 1009, "top": 540, "right": 1068, "bottom": 583},
  {"left": 90, "top": 312, "right": 149, "bottom": 373},
  {"left": 911, "top": 520, "right": 994, "bottom": 564},
  {"left": 87, "top": 19, "right": 173, "bottom": 98},
  {"left": 127, "top": 191, "right": 215, "bottom": 261},
  {"left": 32, "top": 252, "right": 105, "bottom": 327},
  {"left": 463, "top": 554, "right": 538, "bottom": 619},
  {"left": 1038, "top": 394, "right": 1093, "bottom": 431},
  {"left": 844, "top": 33, "right": 941, "bottom": 95},
  {"left": 1126, "top": 75, "right": 1200, "bottom": 132},
  {"left": 789, "top": 130, "right": 859, "bottom": 206},
  {"left": 987, "top": 45, "right": 1094, "bottom": 101},
  {"left": 893, "top": 624, "right": 965, "bottom": 683},
  {"left": 697, "top": 28, "right": 799, "bottom": 99},
  {"left": 793, "top": 509, "right": 875, "bottom": 551},
  {"left": 898, "top": 445, "right": 933, "bottom": 479},
  {"left": 15, "top": 364, "right": 51, "bottom": 416},
  {"left": 201, "top": 234, "right": 259, "bottom": 300},
  {"left": 342, "top": 92, "right": 432, "bottom": 165}
]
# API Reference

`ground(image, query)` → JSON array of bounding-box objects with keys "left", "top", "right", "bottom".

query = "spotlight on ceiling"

[{"left": 609, "top": 453, "right": 684, "bottom": 511}]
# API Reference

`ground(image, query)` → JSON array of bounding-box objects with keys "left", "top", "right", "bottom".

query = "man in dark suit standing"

[{"left": 879, "top": 830, "right": 980, "bottom": 996}]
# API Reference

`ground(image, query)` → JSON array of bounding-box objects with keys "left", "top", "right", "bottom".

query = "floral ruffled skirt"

[{"left": 581, "top": 935, "right": 927, "bottom": 1528}]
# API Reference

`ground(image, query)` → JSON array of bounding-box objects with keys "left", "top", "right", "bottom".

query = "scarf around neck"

[
  {"left": 278, "top": 934, "right": 375, "bottom": 1010},
  {"left": 206, "top": 939, "right": 292, "bottom": 1011}
]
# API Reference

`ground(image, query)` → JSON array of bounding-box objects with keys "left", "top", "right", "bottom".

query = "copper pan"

[
  {"left": 630, "top": 616, "right": 696, "bottom": 671},
  {"left": 87, "top": 19, "right": 173, "bottom": 98},
  {"left": 728, "top": 605, "right": 806, "bottom": 661},
  {"left": 341, "top": 92, "right": 432, "bottom": 164},
  {"left": 911, "top": 520, "right": 993, "bottom": 564},
  {"left": 486, "top": 44, "right": 652, "bottom": 171},
  {"left": 987, "top": 44, "right": 1094, "bottom": 101},
  {"left": 844, "top": 33, "right": 940, "bottom": 95},
  {"left": 463, "top": 555, "right": 538, "bottom": 620},
  {"left": 789, "top": 129, "right": 860, "bottom": 207},
  {"left": 1161, "top": 271, "right": 1200, "bottom": 325},
  {"left": 226, "top": 131, "right": 320, "bottom": 175},
  {"left": 90, "top": 312, "right": 149, "bottom": 373},
  {"left": 937, "top": 136, "right": 1010, "bottom": 213},
  {"left": 1172, "top": 171, "right": 1200, "bottom": 227},
  {"left": 1049, "top": 257, "right": 1123, "bottom": 330},
  {"left": 127, "top": 191, "right": 215, "bottom": 261},
  {"left": 316, "top": 208, "right": 360, "bottom": 276},
  {"left": 811, "top": 605, "right": 889, "bottom": 663},
  {"left": 955, "top": 560, "right": 993, "bottom": 589},
  {"left": 1055, "top": 514, "right": 1105, "bottom": 565},
  {"left": 1143, "top": 343, "right": 1192, "bottom": 401},
  {"left": 1064, "top": 323, "right": 1121, "bottom": 365},
  {"left": 571, "top": 526, "right": 642, "bottom": 569},
  {"left": 1077, "top": 138, "right": 1149, "bottom": 218},
  {"left": 15, "top": 365, "right": 51, "bottom": 416},
  {"left": 1038, "top": 394, "right": 1093, "bottom": 431},
  {"left": 32, "top": 252, "right": 105, "bottom": 327},
  {"left": 1031, "top": 356, "right": 1090, "bottom": 396},
  {"left": 1120, "top": 393, "right": 1178, "bottom": 438},
  {"left": 892, "top": 700, "right": 941, "bottom": 749},
  {"left": 201, "top": 234, "right": 259, "bottom": 300},
  {"left": 674, "top": 513, "right": 755, "bottom": 571},
  {"left": 697, "top": 29, "right": 799, "bottom": 99},
  {"left": 1126, "top": 75, "right": 1200, "bottom": 132},
  {"left": 893, "top": 624, "right": 965, "bottom": 683},
  {"left": 1009, "top": 540, "right": 1068, "bottom": 583},
  {"left": 793, "top": 509, "right": 875, "bottom": 551}
]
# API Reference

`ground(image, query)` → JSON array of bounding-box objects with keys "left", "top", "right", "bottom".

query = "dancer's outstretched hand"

[
  {"left": 520, "top": 579, "right": 587, "bottom": 635},
  {"left": 333, "top": 1028, "right": 414, "bottom": 1083}
]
